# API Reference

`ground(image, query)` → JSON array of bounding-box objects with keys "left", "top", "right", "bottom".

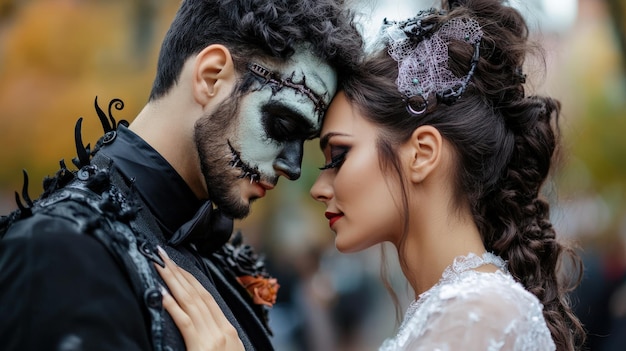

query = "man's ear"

[
  {"left": 192, "top": 44, "right": 236, "bottom": 106},
  {"left": 404, "top": 125, "right": 443, "bottom": 184}
]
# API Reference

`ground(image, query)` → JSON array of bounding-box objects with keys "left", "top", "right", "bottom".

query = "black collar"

[{"left": 97, "top": 126, "right": 203, "bottom": 237}]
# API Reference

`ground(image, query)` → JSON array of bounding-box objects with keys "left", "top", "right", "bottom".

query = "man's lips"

[
  {"left": 254, "top": 181, "right": 275, "bottom": 198},
  {"left": 324, "top": 211, "right": 343, "bottom": 228},
  {"left": 258, "top": 181, "right": 275, "bottom": 191}
]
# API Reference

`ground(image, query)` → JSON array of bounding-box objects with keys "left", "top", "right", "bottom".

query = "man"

[{"left": 0, "top": 0, "right": 363, "bottom": 350}]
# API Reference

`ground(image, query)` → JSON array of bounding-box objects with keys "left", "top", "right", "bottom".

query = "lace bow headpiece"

[{"left": 382, "top": 8, "right": 483, "bottom": 115}]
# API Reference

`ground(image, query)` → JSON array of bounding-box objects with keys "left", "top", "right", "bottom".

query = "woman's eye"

[{"left": 319, "top": 147, "right": 349, "bottom": 170}]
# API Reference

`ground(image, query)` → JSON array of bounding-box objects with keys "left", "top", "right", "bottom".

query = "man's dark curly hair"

[{"left": 149, "top": 0, "right": 364, "bottom": 100}]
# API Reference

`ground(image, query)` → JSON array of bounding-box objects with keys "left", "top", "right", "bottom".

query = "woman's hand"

[{"left": 155, "top": 246, "right": 245, "bottom": 351}]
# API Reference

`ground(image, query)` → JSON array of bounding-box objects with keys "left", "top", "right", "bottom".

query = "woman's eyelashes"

[{"left": 319, "top": 146, "right": 349, "bottom": 170}]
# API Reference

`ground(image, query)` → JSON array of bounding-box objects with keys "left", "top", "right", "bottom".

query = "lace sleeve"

[{"left": 388, "top": 274, "right": 555, "bottom": 351}]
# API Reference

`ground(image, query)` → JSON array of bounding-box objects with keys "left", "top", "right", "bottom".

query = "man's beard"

[{"left": 194, "top": 97, "right": 252, "bottom": 219}]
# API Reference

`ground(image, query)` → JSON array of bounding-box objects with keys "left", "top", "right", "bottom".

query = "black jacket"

[{"left": 0, "top": 102, "right": 274, "bottom": 351}]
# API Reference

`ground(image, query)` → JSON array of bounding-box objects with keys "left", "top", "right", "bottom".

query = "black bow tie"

[{"left": 168, "top": 201, "right": 234, "bottom": 256}]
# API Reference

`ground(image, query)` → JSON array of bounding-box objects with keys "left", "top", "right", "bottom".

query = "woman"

[{"left": 158, "top": 0, "right": 585, "bottom": 349}]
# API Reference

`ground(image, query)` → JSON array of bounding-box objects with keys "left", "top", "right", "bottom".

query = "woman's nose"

[{"left": 310, "top": 171, "right": 333, "bottom": 203}]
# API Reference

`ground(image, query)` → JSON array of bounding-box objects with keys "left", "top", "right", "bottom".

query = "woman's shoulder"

[
  {"left": 442, "top": 270, "right": 541, "bottom": 307},
  {"left": 432, "top": 270, "right": 548, "bottom": 329},
  {"left": 406, "top": 271, "right": 555, "bottom": 350},
  {"left": 382, "top": 271, "right": 555, "bottom": 351},
  {"left": 431, "top": 252, "right": 537, "bottom": 307}
]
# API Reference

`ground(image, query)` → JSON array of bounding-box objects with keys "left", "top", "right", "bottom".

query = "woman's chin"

[{"left": 335, "top": 238, "right": 370, "bottom": 254}]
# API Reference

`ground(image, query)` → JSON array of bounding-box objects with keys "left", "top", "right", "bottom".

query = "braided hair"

[{"left": 341, "top": 0, "right": 584, "bottom": 349}]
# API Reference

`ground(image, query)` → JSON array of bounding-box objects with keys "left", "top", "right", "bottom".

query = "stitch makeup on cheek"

[{"left": 227, "top": 140, "right": 261, "bottom": 184}]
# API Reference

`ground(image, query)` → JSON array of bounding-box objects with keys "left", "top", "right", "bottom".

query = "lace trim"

[
  {"left": 400, "top": 252, "right": 507, "bottom": 336},
  {"left": 442, "top": 252, "right": 507, "bottom": 281},
  {"left": 417, "top": 252, "right": 506, "bottom": 302}
]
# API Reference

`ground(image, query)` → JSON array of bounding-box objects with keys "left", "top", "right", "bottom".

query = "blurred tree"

[
  {"left": 0, "top": 0, "right": 176, "bottom": 203},
  {"left": 0, "top": 0, "right": 15, "bottom": 20},
  {"left": 554, "top": 0, "right": 626, "bottom": 243},
  {"left": 131, "top": 0, "right": 161, "bottom": 64},
  {"left": 606, "top": 0, "right": 626, "bottom": 74}
]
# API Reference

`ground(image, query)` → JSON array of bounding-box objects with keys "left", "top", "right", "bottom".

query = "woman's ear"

[
  {"left": 403, "top": 125, "right": 443, "bottom": 184},
  {"left": 192, "top": 44, "right": 236, "bottom": 106}
]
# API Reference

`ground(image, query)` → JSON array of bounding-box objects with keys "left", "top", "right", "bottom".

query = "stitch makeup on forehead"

[
  {"left": 247, "top": 63, "right": 329, "bottom": 122},
  {"left": 228, "top": 48, "right": 337, "bottom": 184}
]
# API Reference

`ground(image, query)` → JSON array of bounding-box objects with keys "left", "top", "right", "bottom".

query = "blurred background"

[{"left": 0, "top": 0, "right": 625, "bottom": 350}]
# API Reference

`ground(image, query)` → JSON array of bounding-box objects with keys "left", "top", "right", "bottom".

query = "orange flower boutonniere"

[
  {"left": 236, "top": 275, "right": 280, "bottom": 307},
  {"left": 212, "top": 231, "right": 279, "bottom": 334}
]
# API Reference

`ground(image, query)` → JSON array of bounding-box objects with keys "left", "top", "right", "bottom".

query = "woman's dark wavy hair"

[
  {"left": 341, "top": 0, "right": 584, "bottom": 349},
  {"left": 149, "top": 0, "right": 363, "bottom": 100}
]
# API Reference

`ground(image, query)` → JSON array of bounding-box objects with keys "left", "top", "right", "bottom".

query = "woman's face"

[{"left": 310, "top": 92, "right": 404, "bottom": 252}]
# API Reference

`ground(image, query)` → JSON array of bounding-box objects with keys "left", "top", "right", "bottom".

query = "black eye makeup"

[
  {"left": 263, "top": 104, "right": 316, "bottom": 142},
  {"left": 267, "top": 117, "right": 294, "bottom": 139},
  {"left": 319, "top": 146, "right": 349, "bottom": 170}
]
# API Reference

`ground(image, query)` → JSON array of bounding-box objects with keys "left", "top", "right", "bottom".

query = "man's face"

[{"left": 195, "top": 48, "right": 337, "bottom": 219}]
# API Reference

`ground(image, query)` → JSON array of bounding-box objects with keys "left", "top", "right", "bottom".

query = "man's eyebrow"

[{"left": 319, "top": 132, "right": 350, "bottom": 150}]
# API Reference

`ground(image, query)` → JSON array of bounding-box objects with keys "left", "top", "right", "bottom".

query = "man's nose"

[{"left": 273, "top": 140, "right": 303, "bottom": 180}]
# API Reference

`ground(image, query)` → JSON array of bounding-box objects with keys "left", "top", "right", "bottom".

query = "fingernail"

[
  {"left": 159, "top": 284, "right": 170, "bottom": 296},
  {"left": 157, "top": 245, "right": 170, "bottom": 260}
]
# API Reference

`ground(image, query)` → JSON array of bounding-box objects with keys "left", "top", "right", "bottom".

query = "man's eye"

[
  {"left": 267, "top": 118, "right": 295, "bottom": 140},
  {"left": 319, "top": 147, "right": 349, "bottom": 170}
]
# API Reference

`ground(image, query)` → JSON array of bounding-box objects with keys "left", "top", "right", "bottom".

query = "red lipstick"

[{"left": 324, "top": 211, "right": 343, "bottom": 228}]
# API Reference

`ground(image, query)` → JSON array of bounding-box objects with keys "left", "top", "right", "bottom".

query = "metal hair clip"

[
  {"left": 382, "top": 13, "right": 483, "bottom": 116},
  {"left": 406, "top": 98, "right": 428, "bottom": 115}
]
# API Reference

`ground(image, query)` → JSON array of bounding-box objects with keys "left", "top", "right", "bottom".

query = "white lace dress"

[{"left": 379, "top": 252, "right": 555, "bottom": 351}]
